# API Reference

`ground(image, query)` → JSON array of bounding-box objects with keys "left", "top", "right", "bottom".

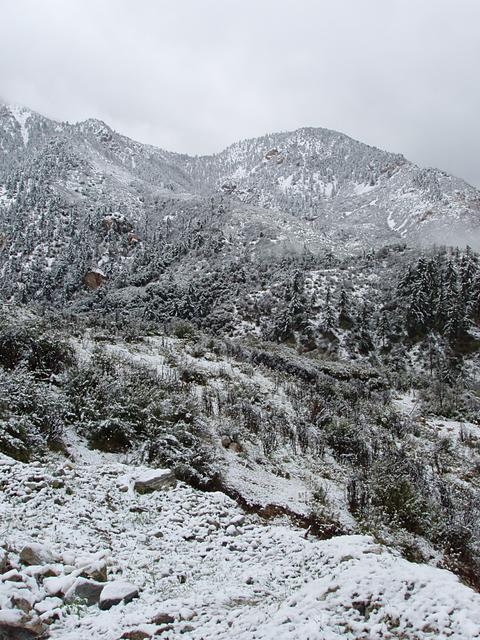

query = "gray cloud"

[{"left": 1, "top": 0, "right": 479, "bottom": 186}]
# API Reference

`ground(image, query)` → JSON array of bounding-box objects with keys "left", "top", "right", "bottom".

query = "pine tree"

[
  {"left": 338, "top": 288, "right": 353, "bottom": 329},
  {"left": 321, "top": 287, "right": 337, "bottom": 334},
  {"left": 377, "top": 309, "right": 391, "bottom": 349}
]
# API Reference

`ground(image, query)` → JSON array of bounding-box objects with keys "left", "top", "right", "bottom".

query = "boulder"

[
  {"left": 153, "top": 625, "right": 174, "bottom": 636},
  {"left": 83, "top": 269, "right": 106, "bottom": 289},
  {"left": 34, "top": 597, "right": 63, "bottom": 614},
  {"left": 78, "top": 559, "right": 108, "bottom": 582},
  {"left": 61, "top": 551, "right": 76, "bottom": 566},
  {"left": 150, "top": 612, "right": 175, "bottom": 625},
  {"left": 119, "top": 631, "right": 151, "bottom": 640},
  {"left": 228, "top": 514, "right": 245, "bottom": 527},
  {"left": 20, "top": 544, "right": 57, "bottom": 567},
  {"left": 133, "top": 469, "right": 176, "bottom": 494},
  {"left": 0, "top": 625, "right": 44, "bottom": 640},
  {"left": 1, "top": 570, "right": 25, "bottom": 583},
  {"left": 65, "top": 578, "right": 107, "bottom": 606},
  {"left": 0, "top": 609, "right": 46, "bottom": 638},
  {"left": 220, "top": 435, "right": 232, "bottom": 448},
  {"left": 99, "top": 581, "right": 139, "bottom": 610},
  {"left": 0, "top": 610, "right": 28, "bottom": 627},
  {"left": 43, "top": 574, "right": 76, "bottom": 597},
  {"left": 24, "top": 564, "right": 62, "bottom": 579},
  {"left": 0, "top": 548, "right": 9, "bottom": 572},
  {"left": 10, "top": 589, "right": 36, "bottom": 613},
  {"left": 225, "top": 525, "right": 239, "bottom": 537},
  {"left": 179, "top": 608, "right": 195, "bottom": 621}
]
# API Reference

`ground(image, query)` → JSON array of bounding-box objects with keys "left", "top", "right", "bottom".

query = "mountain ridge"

[
  {"left": 1, "top": 100, "right": 476, "bottom": 188},
  {"left": 1, "top": 101, "right": 480, "bottom": 308}
]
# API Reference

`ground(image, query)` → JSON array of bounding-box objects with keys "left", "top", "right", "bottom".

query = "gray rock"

[
  {"left": 220, "top": 435, "right": 232, "bottom": 448},
  {"left": 153, "top": 625, "right": 174, "bottom": 636},
  {"left": 1, "top": 570, "right": 25, "bottom": 583},
  {"left": 43, "top": 574, "right": 76, "bottom": 596},
  {"left": 34, "top": 597, "right": 63, "bottom": 614},
  {"left": 0, "top": 549, "right": 9, "bottom": 573},
  {"left": 180, "top": 625, "right": 194, "bottom": 634},
  {"left": 79, "top": 560, "right": 108, "bottom": 582},
  {"left": 0, "top": 625, "right": 44, "bottom": 640},
  {"left": 10, "top": 590, "right": 35, "bottom": 613},
  {"left": 133, "top": 469, "right": 176, "bottom": 494},
  {"left": 179, "top": 608, "right": 195, "bottom": 621},
  {"left": 0, "top": 609, "right": 47, "bottom": 639},
  {"left": 99, "top": 581, "right": 139, "bottom": 610},
  {"left": 65, "top": 578, "right": 107, "bottom": 606},
  {"left": 20, "top": 544, "right": 57, "bottom": 566},
  {"left": 225, "top": 525, "right": 239, "bottom": 536}
]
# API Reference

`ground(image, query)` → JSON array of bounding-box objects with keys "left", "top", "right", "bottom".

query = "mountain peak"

[
  {"left": 0, "top": 102, "right": 36, "bottom": 146},
  {"left": 1, "top": 102, "right": 479, "bottom": 249}
]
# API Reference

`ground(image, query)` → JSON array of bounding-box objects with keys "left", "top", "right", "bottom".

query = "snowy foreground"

[{"left": 1, "top": 446, "right": 480, "bottom": 640}]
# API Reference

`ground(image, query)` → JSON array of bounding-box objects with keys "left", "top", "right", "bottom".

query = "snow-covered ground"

[
  {"left": 1, "top": 441, "right": 480, "bottom": 639},
  {"left": 392, "top": 390, "right": 420, "bottom": 416}
]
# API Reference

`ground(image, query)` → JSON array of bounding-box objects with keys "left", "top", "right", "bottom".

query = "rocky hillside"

[{"left": 2, "top": 446, "right": 480, "bottom": 640}]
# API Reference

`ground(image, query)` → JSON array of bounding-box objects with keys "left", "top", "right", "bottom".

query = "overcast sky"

[{"left": 1, "top": 0, "right": 479, "bottom": 186}]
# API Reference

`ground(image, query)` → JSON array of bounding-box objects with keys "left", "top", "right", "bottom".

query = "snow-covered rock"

[
  {"left": 34, "top": 597, "right": 63, "bottom": 614},
  {"left": 133, "top": 469, "right": 176, "bottom": 494},
  {"left": 99, "top": 581, "right": 140, "bottom": 610},
  {"left": 64, "top": 578, "right": 106, "bottom": 606},
  {"left": 43, "top": 575, "right": 76, "bottom": 597},
  {"left": 19, "top": 544, "right": 58, "bottom": 567},
  {"left": 9, "top": 589, "right": 36, "bottom": 613},
  {"left": 0, "top": 550, "right": 8, "bottom": 573}
]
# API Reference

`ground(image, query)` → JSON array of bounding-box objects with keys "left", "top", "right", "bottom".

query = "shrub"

[
  {"left": 0, "top": 369, "right": 69, "bottom": 459},
  {"left": 172, "top": 320, "right": 196, "bottom": 339},
  {"left": 352, "top": 457, "right": 436, "bottom": 537},
  {"left": 324, "top": 418, "right": 371, "bottom": 465},
  {"left": 86, "top": 417, "right": 134, "bottom": 452},
  {"left": 0, "top": 323, "right": 74, "bottom": 378}
]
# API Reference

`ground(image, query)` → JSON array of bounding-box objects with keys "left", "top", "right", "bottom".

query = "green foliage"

[{"left": 370, "top": 469, "right": 433, "bottom": 535}]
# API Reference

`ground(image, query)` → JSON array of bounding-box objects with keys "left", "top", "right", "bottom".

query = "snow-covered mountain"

[
  {"left": 1, "top": 102, "right": 480, "bottom": 259},
  {"left": 184, "top": 127, "right": 480, "bottom": 247}
]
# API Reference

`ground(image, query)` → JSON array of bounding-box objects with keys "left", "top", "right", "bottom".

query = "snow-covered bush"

[
  {"left": 0, "top": 320, "right": 74, "bottom": 378},
  {"left": 0, "top": 369, "right": 69, "bottom": 459}
]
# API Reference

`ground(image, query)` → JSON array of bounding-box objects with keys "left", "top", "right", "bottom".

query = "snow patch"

[
  {"left": 9, "top": 104, "right": 30, "bottom": 146},
  {"left": 353, "top": 182, "right": 376, "bottom": 195}
]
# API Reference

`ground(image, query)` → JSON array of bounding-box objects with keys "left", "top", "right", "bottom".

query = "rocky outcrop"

[{"left": 83, "top": 269, "right": 106, "bottom": 289}]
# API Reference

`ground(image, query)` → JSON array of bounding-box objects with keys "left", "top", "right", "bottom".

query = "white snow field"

[{"left": 1, "top": 445, "right": 480, "bottom": 639}]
